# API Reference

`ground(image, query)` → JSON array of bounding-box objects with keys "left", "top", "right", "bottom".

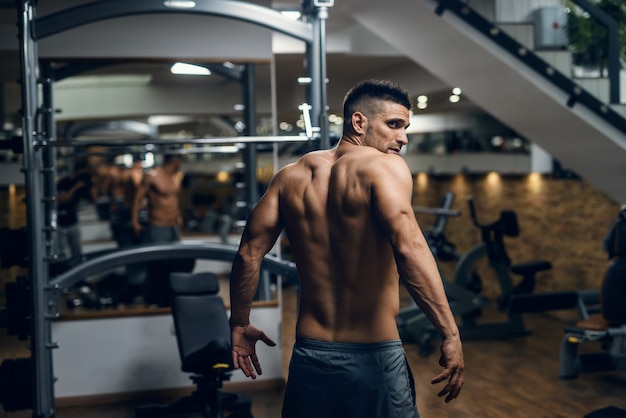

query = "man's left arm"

[{"left": 372, "top": 156, "right": 464, "bottom": 402}]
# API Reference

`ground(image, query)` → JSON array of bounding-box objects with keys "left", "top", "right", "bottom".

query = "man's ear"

[{"left": 351, "top": 111, "right": 367, "bottom": 134}]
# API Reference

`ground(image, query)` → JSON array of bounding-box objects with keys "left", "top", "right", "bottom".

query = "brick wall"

[{"left": 412, "top": 173, "right": 620, "bottom": 298}]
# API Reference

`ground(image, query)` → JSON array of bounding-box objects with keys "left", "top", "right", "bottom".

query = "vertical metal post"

[
  {"left": 317, "top": 4, "right": 330, "bottom": 150},
  {"left": 303, "top": 1, "right": 330, "bottom": 149},
  {"left": 41, "top": 63, "right": 59, "bottom": 261},
  {"left": 305, "top": 3, "right": 322, "bottom": 146},
  {"left": 0, "top": 79, "right": 4, "bottom": 128},
  {"left": 242, "top": 64, "right": 258, "bottom": 214},
  {"left": 16, "top": 1, "right": 56, "bottom": 416}
]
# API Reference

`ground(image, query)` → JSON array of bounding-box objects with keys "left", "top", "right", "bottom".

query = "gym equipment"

[
  {"left": 16, "top": 0, "right": 329, "bottom": 414},
  {"left": 0, "top": 242, "right": 296, "bottom": 415},
  {"left": 585, "top": 406, "right": 626, "bottom": 418},
  {"left": 456, "top": 197, "right": 552, "bottom": 310},
  {"left": 559, "top": 207, "right": 626, "bottom": 379},
  {"left": 453, "top": 197, "right": 552, "bottom": 332},
  {"left": 507, "top": 207, "right": 626, "bottom": 379},
  {"left": 559, "top": 286, "right": 626, "bottom": 379},
  {"left": 399, "top": 194, "right": 553, "bottom": 355},
  {"left": 4, "top": 276, "right": 31, "bottom": 340},
  {"left": 399, "top": 192, "right": 489, "bottom": 354},
  {"left": 0, "top": 357, "right": 33, "bottom": 412},
  {"left": 135, "top": 272, "right": 252, "bottom": 418},
  {"left": 0, "top": 227, "right": 29, "bottom": 268}
]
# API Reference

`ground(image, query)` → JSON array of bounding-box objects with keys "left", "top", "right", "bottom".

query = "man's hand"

[
  {"left": 231, "top": 324, "right": 276, "bottom": 379},
  {"left": 132, "top": 221, "right": 143, "bottom": 238},
  {"left": 431, "top": 337, "right": 464, "bottom": 403}
]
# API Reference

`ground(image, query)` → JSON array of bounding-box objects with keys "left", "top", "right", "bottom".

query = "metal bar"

[
  {"left": 49, "top": 243, "right": 298, "bottom": 290},
  {"left": 317, "top": 5, "right": 331, "bottom": 150},
  {"left": 34, "top": 0, "right": 314, "bottom": 43},
  {"left": 43, "top": 135, "right": 310, "bottom": 148},
  {"left": 168, "top": 145, "right": 242, "bottom": 155},
  {"left": 41, "top": 63, "right": 59, "bottom": 262},
  {"left": 413, "top": 207, "right": 461, "bottom": 217},
  {"left": 45, "top": 60, "right": 121, "bottom": 82},
  {"left": 304, "top": 1, "right": 322, "bottom": 147},
  {"left": 242, "top": 64, "right": 258, "bottom": 216},
  {"left": 206, "top": 62, "right": 244, "bottom": 82},
  {"left": 17, "top": 1, "right": 56, "bottom": 416},
  {"left": 49, "top": 59, "right": 244, "bottom": 83}
]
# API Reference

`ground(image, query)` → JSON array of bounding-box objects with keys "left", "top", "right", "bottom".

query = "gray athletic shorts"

[{"left": 282, "top": 338, "right": 420, "bottom": 418}]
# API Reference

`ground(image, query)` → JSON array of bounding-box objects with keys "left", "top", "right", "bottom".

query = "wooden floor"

[{"left": 2, "top": 284, "right": 626, "bottom": 418}]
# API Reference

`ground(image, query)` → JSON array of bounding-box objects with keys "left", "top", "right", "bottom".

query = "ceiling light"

[
  {"left": 417, "top": 102, "right": 428, "bottom": 110},
  {"left": 280, "top": 10, "right": 302, "bottom": 20},
  {"left": 452, "top": 87, "right": 462, "bottom": 95},
  {"left": 170, "top": 62, "right": 211, "bottom": 76},
  {"left": 163, "top": 1, "right": 196, "bottom": 9},
  {"left": 449, "top": 94, "right": 460, "bottom": 103},
  {"left": 417, "top": 95, "right": 428, "bottom": 104},
  {"left": 297, "top": 77, "right": 312, "bottom": 85}
]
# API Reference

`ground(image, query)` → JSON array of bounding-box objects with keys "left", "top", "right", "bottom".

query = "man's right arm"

[{"left": 229, "top": 171, "right": 284, "bottom": 378}]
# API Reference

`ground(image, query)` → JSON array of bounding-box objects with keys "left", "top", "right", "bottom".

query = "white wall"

[
  {"left": 53, "top": 77, "right": 257, "bottom": 122},
  {"left": 52, "top": 306, "right": 282, "bottom": 398},
  {"left": 495, "top": 0, "right": 563, "bottom": 23}
]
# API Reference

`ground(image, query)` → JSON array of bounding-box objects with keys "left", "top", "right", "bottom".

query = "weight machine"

[
  {"left": 6, "top": 1, "right": 333, "bottom": 415},
  {"left": 399, "top": 194, "right": 552, "bottom": 356}
]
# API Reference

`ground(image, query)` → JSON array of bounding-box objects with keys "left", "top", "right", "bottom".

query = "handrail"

[{"left": 433, "top": 0, "right": 626, "bottom": 136}]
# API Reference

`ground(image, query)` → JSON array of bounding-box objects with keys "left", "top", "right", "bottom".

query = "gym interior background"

[{"left": 1, "top": 0, "right": 626, "bottom": 417}]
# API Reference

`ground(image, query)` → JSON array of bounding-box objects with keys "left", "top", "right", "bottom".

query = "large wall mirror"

[{"left": 48, "top": 58, "right": 297, "bottom": 313}]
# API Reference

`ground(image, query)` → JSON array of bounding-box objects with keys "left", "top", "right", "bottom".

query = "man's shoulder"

[
  {"left": 348, "top": 150, "right": 409, "bottom": 173},
  {"left": 281, "top": 150, "right": 333, "bottom": 172}
]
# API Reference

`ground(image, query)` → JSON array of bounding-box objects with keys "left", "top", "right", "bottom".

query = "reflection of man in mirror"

[
  {"left": 110, "top": 155, "right": 144, "bottom": 248},
  {"left": 131, "top": 153, "right": 183, "bottom": 244},
  {"left": 107, "top": 155, "right": 146, "bottom": 300},
  {"left": 56, "top": 160, "right": 93, "bottom": 267},
  {"left": 131, "top": 153, "right": 189, "bottom": 307}
]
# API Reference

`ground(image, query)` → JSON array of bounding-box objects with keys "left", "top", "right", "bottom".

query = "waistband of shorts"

[{"left": 295, "top": 337, "right": 403, "bottom": 353}]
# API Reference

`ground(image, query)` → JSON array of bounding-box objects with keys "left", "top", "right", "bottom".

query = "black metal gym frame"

[{"left": 16, "top": 0, "right": 331, "bottom": 416}]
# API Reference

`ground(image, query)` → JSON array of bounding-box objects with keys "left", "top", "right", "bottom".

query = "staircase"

[{"left": 337, "top": 0, "right": 626, "bottom": 203}]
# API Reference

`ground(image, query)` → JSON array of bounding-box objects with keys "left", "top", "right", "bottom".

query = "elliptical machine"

[
  {"left": 453, "top": 197, "right": 552, "bottom": 336},
  {"left": 398, "top": 192, "right": 488, "bottom": 355},
  {"left": 398, "top": 194, "right": 552, "bottom": 355}
]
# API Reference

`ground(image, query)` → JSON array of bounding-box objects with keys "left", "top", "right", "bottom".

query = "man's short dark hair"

[{"left": 342, "top": 80, "right": 411, "bottom": 132}]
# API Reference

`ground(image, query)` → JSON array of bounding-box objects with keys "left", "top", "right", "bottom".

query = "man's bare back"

[
  {"left": 145, "top": 168, "right": 181, "bottom": 227},
  {"left": 132, "top": 155, "right": 183, "bottom": 236},
  {"left": 274, "top": 146, "right": 414, "bottom": 343}
]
